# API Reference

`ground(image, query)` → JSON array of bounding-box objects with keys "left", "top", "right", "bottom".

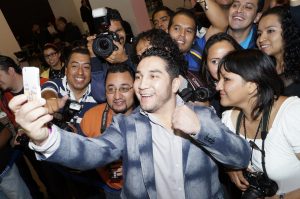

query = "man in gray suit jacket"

[{"left": 10, "top": 47, "right": 251, "bottom": 199}]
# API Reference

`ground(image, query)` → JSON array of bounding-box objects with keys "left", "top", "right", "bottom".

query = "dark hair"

[
  {"left": 106, "top": 7, "right": 123, "bottom": 22},
  {"left": 152, "top": 6, "right": 174, "bottom": 22},
  {"left": 105, "top": 64, "right": 135, "bottom": 84},
  {"left": 168, "top": 9, "right": 197, "bottom": 32},
  {"left": 201, "top": 33, "right": 242, "bottom": 86},
  {"left": 218, "top": 49, "right": 283, "bottom": 119},
  {"left": 43, "top": 43, "right": 59, "bottom": 53},
  {"left": 57, "top": 16, "right": 67, "bottom": 24},
  {"left": 65, "top": 47, "right": 90, "bottom": 67},
  {"left": 260, "top": 6, "right": 300, "bottom": 81},
  {"left": 140, "top": 47, "right": 183, "bottom": 80},
  {"left": 133, "top": 29, "right": 187, "bottom": 76},
  {"left": 0, "top": 55, "right": 22, "bottom": 74},
  {"left": 257, "top": 0, "right": 265, "bottom": 13}
]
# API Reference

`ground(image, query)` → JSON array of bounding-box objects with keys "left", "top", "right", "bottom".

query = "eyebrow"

[{"left": 70, "top": 61, "right": 91, "bottom": 65}]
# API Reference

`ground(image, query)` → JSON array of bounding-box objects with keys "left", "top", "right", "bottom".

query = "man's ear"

[
  {"left": 172, "top": 77, "right": 181, "bottom": 93},
  {"left": 254, "top": 12, "right": 262, "bottom": 23}
]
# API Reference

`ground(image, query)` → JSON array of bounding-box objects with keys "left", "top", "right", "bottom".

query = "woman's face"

[
  {"left": 257, "top": 14, "right": 284, "bottom": 59},
  {"left": 207, "top": 40, "right": 235, "bottom": 80},
  {"left": 43, "top": 48, "right": 61, "bottom": 68},
  {"left": 216, "top": 67, "right": 255, "bottom": 108}
]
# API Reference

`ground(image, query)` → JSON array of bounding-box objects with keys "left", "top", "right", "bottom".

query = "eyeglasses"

[
  {"left": 44, "top": 52, "right": 57, "bottom": 59},
  {"left": 106, "top": 86, "right": 133, "bottom": 94}
]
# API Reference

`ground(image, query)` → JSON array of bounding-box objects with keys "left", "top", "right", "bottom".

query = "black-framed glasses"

[
  {"left": 106, "top": 86, "right": 133, "bottom": 94},
  {"left": 44, "top": 52, "right": 57, "bottom": 59}
]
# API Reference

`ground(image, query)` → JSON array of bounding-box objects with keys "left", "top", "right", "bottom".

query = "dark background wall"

[{"left": 0, "top": 0, "right": 55, "bottom": 47}]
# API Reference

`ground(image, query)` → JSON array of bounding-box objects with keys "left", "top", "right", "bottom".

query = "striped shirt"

[{"left": 42, "top": 76, "right": 97, "bottom": 134}]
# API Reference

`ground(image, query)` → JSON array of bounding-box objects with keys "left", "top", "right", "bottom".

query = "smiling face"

[
  {"left": 168, "top": 14, "right": 196, "bottom": 53},
  {"left": 106, "top": 71, "right": 135, "bottom": 115},
  {"left": 66, "top": 53, "right": 91, "bottom": 94},
  {"left": 257, "top": 14, "right": 284, "bottom": 59},
  {"left": 134, "top": 56, "right": 179, "bottom": 114},
  {"left": 207, "top": 41, "right": 236, "bottom": 80},
  {"left": 229, "top": 0, "right": 260, "bottom": 32},
  {"left": 216, "top": 67, "right": 255, "bottom": 108},
  {"left": 43, "top": 48, "right": 61, "bottom": 68}
]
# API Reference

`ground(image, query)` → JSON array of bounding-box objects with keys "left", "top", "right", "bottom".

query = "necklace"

[{"left": 242, "top": 114, "right": 262, "bottom": 164}]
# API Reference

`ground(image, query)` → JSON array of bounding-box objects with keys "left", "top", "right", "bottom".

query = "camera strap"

[
  {"left": 100, "top": 104, "right": 110, "bottom": 133},
  {"left": 236, "top": 106, "right": 272, "bottom": 178}
]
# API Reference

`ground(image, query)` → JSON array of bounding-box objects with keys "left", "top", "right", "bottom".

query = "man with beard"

[{"left": 80, "top": 64, "right": 135, "bottom": 199}]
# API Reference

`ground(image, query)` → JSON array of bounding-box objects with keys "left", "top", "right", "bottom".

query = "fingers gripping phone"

[{"left": 22, "top": 67, "right": 41, "bottom": 101}]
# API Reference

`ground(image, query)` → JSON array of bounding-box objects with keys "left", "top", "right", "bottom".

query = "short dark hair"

[
  {"left": 201, "top": 33, "right": 242, "bottom": 86},
  {"left": 65, "top": 47, "right": 90, "bottom": 67},
  {"left": 168, "top": 9, "right": 197, "bottom": 32},
  {"left": 218, "top": 49, "right": 283, "bottom": 119},
  {"left": 106, "top": 7, "right": 123, "bottom": 22},
  {"left": 133, "top": 29, "right": 187, "bottom": 76},
  {"left": 105, "top": 64, "right": 135, "bottom": 84},
  {"left": 140, "top": 47, "right": 183, "bottom": 80},
  {"left": 0, "top": 55, "right": 22, "bottom": 74},
  {"left": 43, "top": 43, "right": 59, "bottom": 53},
  {"left": 57, "top": 16, "right": 67, "bottom": 24},
  {"left": 152, "top": 6, "right": 174, "bottom": 22}
]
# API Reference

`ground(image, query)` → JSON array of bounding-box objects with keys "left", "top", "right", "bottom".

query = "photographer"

[
  {"left": 87, "top": 7, "right": 135, "bottom": 103},
  {"left": 41, "top": 47, "right": 97, "bottom": 133},
  {"left": 218, "top": 50, "right": 300, "bottom": 199}
]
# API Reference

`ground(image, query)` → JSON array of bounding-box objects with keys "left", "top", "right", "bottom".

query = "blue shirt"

[{"left": 184, "top": 36, "right": 206, "bottom": 72}]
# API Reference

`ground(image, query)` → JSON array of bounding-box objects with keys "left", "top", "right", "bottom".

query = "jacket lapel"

[{"left": 135, "top": 114, "right": 157, "bottom": 199}]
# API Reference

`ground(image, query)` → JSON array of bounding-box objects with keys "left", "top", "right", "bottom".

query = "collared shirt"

[
  {"left": 240, "top": 27, "right": 254, "bottom": 49},
  {"left": 140, "top": 97, "right": 186, "bottom": 199},
  {"left": 41, "top": 76, "right": 97, "bottom": 132}
]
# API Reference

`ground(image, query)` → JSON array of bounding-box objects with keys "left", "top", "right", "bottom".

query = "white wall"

[
  {"left": 89, "top": 0, "right": 151, "bottom": 35},
  {"left": 162, "top": 0, "right": 193, "bottom": 11},
  {"left": 0, "top": 9, "right": 21, "bottom": 62},
  {"left": 48, "top": 0, "right": 86, "bottom": 34}
]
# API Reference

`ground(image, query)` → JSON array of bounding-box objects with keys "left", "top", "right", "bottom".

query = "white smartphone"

[{"left": 22, "top": 67, "right": 41, "bottom": 101}]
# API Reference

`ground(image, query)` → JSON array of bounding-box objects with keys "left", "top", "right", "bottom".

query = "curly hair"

[
  {"left": 140, "top": 47, "right": 185, "bottom": 80},
  {"left": 261, "top": 6, "right": 300, "bottom": 81},
  {"left": 133, "top": 29, "right": 187, "bottom": 75}
]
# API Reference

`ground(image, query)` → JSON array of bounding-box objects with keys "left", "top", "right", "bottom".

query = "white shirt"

[{"left": 222, "top": 97, "right": 300, "bottom": 193}]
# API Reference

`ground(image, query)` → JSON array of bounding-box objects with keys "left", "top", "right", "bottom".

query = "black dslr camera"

[
  {"left": 179, "top": 71, "right": 215, "bottom": 102},
  {"left": 52, "top": 99, "right": 82, "bottom": 132},
  {"left": 242, "top": 171, "right": 278, "bottom": 199},
  {"left": 92, "top": 7, "right": 120, "bottom": 58}
]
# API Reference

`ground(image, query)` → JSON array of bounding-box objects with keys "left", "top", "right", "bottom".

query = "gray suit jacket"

[{"left": 47, "top": 105, "right": 250, "bottom": 199}]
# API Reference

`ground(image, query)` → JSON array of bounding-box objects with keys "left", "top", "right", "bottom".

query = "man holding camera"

[
  {"left": 87, "top": 7, "right": 136, "bottom": 103},
  {"left": 41, "top": 47, "right": 97, "bottom": 133},
  {"left": 10, "top": 47, "right": 251, "bottom": 199}
]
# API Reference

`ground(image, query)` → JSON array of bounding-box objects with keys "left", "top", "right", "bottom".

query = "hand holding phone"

[{"left": 22, "top": 67, "right": 41, "bottom": 101}]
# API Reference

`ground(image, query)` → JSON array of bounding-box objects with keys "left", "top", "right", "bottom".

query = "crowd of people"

[{"left": 1, "top": 0, "right": 300, "bottom": 198}]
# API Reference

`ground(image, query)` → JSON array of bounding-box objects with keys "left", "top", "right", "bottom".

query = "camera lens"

[
  {"left": 92, "top": 35, "right": 114, "bottom": 58},
  {"left": 99, "top": 39, "right": 110, "bottom": 50}
]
